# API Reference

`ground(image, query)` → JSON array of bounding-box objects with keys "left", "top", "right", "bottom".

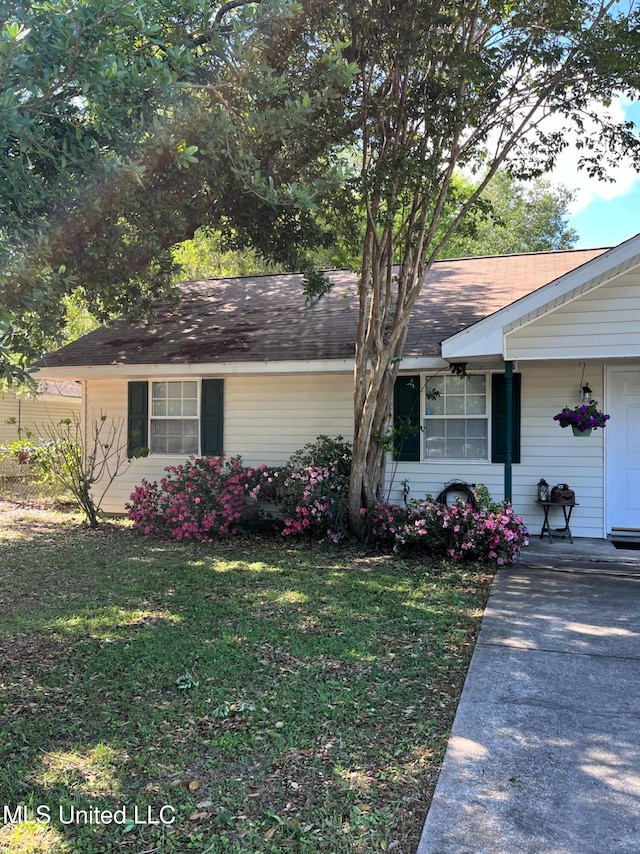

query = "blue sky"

[
  {"left": 548, "top": 99, "right": 640, "bottom": 249},
  {"left": 570, "top": 190, "right": 640, "bottom": 248}
]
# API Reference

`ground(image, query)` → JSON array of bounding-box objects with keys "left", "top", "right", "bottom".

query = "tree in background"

[{"left": 439, "top": 172, "right": 578, "bottom": 258}]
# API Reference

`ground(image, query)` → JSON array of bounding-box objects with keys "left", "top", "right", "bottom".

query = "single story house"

[
  {"left": 35, "top": 233, "right": 640, "bottom": 541},
  {"left": 0, "top": 380, "right": 81, "bottom": 446}
]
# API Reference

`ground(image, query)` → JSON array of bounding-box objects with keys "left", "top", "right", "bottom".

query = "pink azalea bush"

[
  {"left": 280, "top": 435, "right": 351, "bottom": 543},
  {"left": 126, "top": 439, "right": 526, "bottom": 564},
  {"left": 367, "top": 496, "right": 527, "bottom": 564},
  {"left": 367, "top": 501, "right": 409, "bottom": 545},
  {"left": 126, "top": 455, "right": 278, "bottom": 541}
]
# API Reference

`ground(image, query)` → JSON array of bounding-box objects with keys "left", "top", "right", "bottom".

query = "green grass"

[{"left": 0, "top": 502, "right": 495, "bottom": 853}]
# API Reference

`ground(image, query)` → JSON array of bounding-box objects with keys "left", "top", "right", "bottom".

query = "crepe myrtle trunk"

[{"left": 348, "top": 353, "right": 402, "bottom": 537}]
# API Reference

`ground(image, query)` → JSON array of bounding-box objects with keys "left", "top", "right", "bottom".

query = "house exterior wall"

[
  {"left": 88, "top": 362, "right": 613, "bottom": 540},
  {"left": 386, "top": 361, "right": 611, "bottom": 540},
  {"left": 506, "top": 273, "right": 640, "bottom": 360},
  {"left": 0, "top": 392, "right": 81, "bottom": 445},
  {"left": 86, "top": 373, "right": 354, "bottom": 513}
]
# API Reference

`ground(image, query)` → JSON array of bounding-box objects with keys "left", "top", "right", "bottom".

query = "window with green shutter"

[
  {"left": 393, "top": 372, "right": 520, "bottom": 464},
  {"left": 127, "top": 378, "right": 223, "bottom": 457}
]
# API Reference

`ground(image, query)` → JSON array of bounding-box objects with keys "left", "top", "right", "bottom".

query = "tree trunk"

[{"left": 348, "top": 339, "right": 405, "bottom": 537}]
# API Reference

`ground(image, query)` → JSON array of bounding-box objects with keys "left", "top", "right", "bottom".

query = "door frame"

[{"left": 605, "top": 364, "right": 640, "bottom": 535}]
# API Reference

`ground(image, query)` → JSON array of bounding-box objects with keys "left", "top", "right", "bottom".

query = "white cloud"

[{"left": 537, "top": 96, "right": 640, "bottom": 214}]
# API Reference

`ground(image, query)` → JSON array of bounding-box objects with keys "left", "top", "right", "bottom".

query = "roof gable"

[{"left": 442, "top": 234, "right": 640, "bottom": 360}]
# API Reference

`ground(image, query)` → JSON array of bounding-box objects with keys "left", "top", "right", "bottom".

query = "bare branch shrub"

[{"left": 40, "top": 413, "right": 136, "bottom": 527}]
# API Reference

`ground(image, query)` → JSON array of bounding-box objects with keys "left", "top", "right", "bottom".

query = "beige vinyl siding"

[
  {"left": 506, "top": 274, "right": 640, "bottom": 360},
  {"left": 516, "top": 361, "right": 606, "bottom": 539},
  {"left": 85, "top": 373, "right": 354, "bottom": 513},
  {"left": 88, "top": 363, "right": 610, "bottom": 537},
  {"left": 0, "top": 392, "right": 81, "bottom": 445},
  {"left": 385, "top": 361, "right": 608, "bottom": 540}
]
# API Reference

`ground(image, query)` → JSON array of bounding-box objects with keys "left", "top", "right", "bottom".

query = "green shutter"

[
  {"left": 491, "top": 373, "right": 521, "bottom": 464},
  {"left": 201, "top": 379, "right": 223, "bottom": 456},
  {"left": 127, "top": 381, "right": 149, "bottom": 457},
  {"left": 393, "top": 375, "right": 421, "bottom": 461}
]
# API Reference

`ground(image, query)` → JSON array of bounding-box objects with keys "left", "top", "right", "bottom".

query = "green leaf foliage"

[{"left": 0, "top": 0, "right": 356, "bottom": 381}]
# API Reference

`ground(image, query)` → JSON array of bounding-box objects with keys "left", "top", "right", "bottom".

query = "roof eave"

[{"left": 34, "top": 355, "right": 450, "bottom": 380}]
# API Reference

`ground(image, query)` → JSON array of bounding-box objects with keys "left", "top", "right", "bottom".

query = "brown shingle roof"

[{"left": 39, "top": 248, "right": 607, "bottom": 369}]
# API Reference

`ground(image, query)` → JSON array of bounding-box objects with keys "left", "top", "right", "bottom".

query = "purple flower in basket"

[{"left": 553, "top": 400, "right": 610, "bottom": 432}]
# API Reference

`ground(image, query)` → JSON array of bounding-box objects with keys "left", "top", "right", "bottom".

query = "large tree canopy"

[
  {"left": 168, "top": 169, "right": 578, "bottom": 279},
  {"left": 0, "top": 0, "right": 354, "bottom": 379}
]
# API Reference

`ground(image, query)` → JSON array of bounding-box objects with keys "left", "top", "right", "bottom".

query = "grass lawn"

[{"left": 0, "top": 501, "right": 495, "bottom": 854}]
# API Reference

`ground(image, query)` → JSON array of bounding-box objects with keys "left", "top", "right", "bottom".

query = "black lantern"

[{"left": 537, "top": 478, "right": 549, "bottom": 502}]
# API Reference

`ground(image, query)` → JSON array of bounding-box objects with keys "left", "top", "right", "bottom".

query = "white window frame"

[
  {"left": 149, "top": 379, "right": 200, "bottom": 456},
  {"left": 422, "top": 372, "right": 489, "bottom": 462}
]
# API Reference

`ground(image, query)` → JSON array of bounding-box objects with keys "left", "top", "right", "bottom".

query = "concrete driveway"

[{"left": 417, "top": 541, "right": 640, "bottom": 854}]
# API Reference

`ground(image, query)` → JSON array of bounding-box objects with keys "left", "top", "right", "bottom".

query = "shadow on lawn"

[{"left": 0, "top": 517, "right": 491, "bottom": 853}]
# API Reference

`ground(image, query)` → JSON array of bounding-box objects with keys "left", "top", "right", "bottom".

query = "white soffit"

[{"left": 441, "top": 235, "right": 640, "bottom": 360}]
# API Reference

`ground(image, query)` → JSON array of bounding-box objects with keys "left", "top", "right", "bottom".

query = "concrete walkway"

[{"left": 417, "top": 539, "right": 640, "bottom": 854}]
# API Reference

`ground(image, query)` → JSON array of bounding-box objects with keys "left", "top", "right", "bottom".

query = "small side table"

[{"left": 536, "top": 500, "right": 578, "bottom": 543}]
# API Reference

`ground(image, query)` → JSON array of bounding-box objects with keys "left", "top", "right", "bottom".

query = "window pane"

[
  {"left": 427, "top": 377, "right": 444, "bottom": 396},
  {"left": 183, "top": 421, "right": 198, "bottom": 441},
  {"left": 445, "top": 375, "right": 466, "bottom": 394},
  {"left": 182, "top": 398, "right": 197, "bottom": 417},
  {"left": 466, "top": 375, "right": 486, "bottom": 394},
  {"left": 463, "top": 438, "right": 486, "bottom": 458},
  {"left": 182, "top": 381, "right": 197, "bottom": 398},
  {"left": 151, "top": 419, "right": 198, "bottom": 455},
  {"left": 446, "top": 438, "right": 465, "bottom": 457},
  {"left": 466, "top": 395, "right": 486, "bottom": 415},
  {"left": 446, "top": 419, "right": 465, "bottom": 438},
  {"left": 167, "top": 399, "right": 182, "bottom": 416},
  {"left": 426, "top": 395, "right": 444, "bottom": 415},
  {"left": 445, "top": 395, "right": 465, "bottom": 415},
  {"left": 467, "top": 418, "right": 487, "bottom": 438},
  {"left": 425, "top": 418, "right": 445, "bottom": 438}
]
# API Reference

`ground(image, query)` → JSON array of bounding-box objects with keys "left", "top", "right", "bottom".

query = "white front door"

[{"left": 607, "top": 366, "right": 640, "bottom": 533}]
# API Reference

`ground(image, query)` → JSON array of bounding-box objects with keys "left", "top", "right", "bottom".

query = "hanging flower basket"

[{"left": 553, "top": 400, "right": 610, "bottom": 434}]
